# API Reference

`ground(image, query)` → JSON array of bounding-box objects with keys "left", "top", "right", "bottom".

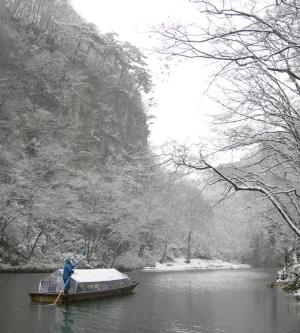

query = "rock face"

[
  {"left": 0, "top": 1, "right": 151, "bottom": 165},
  {"left": 0, "top": 1, "right": 152, "bottom": 268}
]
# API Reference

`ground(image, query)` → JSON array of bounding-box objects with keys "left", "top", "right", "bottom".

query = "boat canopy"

[
  {"left": 72, "top": 269, "right": 128, "bottom": 283},
  {"left": 38, "top": 268, "right": 131, "bottom": 293}
]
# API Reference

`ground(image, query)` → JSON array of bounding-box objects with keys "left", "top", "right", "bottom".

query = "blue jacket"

[{"left": 63, "top": 258, "right": 74, "bottom": 282}]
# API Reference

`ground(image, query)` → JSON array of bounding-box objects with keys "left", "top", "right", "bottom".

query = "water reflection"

[
  {"left": 0, "top": 269, "right": 299, "bottom": 333},
  {"left": 59, "top": 306, "right": 75, "bottom": 333}
]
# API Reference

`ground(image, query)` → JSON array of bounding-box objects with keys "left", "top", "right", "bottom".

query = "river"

[{"left": 0, "top": 269, "right": 299, "bottom": 333}]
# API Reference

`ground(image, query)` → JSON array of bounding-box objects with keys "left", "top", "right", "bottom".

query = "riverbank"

[
  {"left": 0, "top": 264, "right": 139, "bottom": 273},
  {"left": 0, "top": 257, "right": 250, "bottom": 273},
  {"left": 0, "top": 263, "right": 59, "bottom": 273},
  {"left": 272, "top": 264, "right": 300, "bottom": 301},
  {"left": 0, "top": 255, "right": 151, "bottom": 273},
  {"left": 143, "top": 258, "right": 250, "bottom": 272},
  {"left": 0, "top": 249, "right": 160, "bottom": 273}
]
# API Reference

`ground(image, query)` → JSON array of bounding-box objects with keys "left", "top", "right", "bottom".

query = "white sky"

[{"left": 71, "top": 0, "right": 216, "bottom": 147}]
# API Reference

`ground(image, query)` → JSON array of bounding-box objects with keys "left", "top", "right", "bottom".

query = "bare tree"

[
  {"left": 0, "top": 191, "right": 14, "bottom": 242},
  {"left": 158, "top": 0, "right": 300, "bottom": 238},
  {"left": 168, "top": 145, "right": 300, "bottom": 237}
]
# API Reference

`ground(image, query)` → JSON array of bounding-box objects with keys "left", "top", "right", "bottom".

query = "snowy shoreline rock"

[
  {"left": 143, "top": 258, "right": 250, "bottom": 272},
  {"left": 294, "top": 289, "right": 300, "bottom": 301},
  {"left": 272, "top": 264, "right": 300, "bottom": 301}
]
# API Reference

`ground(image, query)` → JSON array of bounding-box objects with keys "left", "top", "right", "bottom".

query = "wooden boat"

[{"left": 29, "top": 268, "right": 139, "bottom": 304}]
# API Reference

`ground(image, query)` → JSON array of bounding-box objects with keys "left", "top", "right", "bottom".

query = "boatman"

[{"left": 63, "top": 257, "right": 75, "bottom": 294}]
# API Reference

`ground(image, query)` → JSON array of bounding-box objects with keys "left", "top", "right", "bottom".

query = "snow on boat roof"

[{"left": 71, "top": 269, "right": 129, "bottom": 283}]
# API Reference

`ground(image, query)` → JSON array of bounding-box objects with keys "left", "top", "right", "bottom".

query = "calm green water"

[{"left": 0, "top": 269, "right": 300, "bottom": 333}]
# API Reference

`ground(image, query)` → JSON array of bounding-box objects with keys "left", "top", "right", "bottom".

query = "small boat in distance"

[{"left": 29, "top": 268, "right": 139, "bottom": 304}]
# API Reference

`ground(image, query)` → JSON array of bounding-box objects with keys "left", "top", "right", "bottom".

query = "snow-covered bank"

[
  {"left": 273, "top": 264, "right": 300, "bottom": 300},
  {"left": 143, "top": 258, "right": 250, "bottom": 272}
]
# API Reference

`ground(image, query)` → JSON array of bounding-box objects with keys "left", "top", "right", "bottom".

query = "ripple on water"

[
  {"left": 142, "top": 269, "right": 271, "bottom": 293},
  {"left": 0, "top": 269, "right": 300, "bottom": 333}
]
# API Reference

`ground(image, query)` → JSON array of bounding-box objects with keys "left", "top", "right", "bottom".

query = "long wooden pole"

[{"left": 53, "top": 276, "right": 71, "bottom": 305}]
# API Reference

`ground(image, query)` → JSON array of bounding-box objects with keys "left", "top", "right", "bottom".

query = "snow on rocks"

[
  {"left": 273, "top": 264, "right": 300, "bottom": 300},
  {"left": 294, "top": 289, "right": 300, "bottom": 301},
  {"left": 143, "top": 258, "right": 250, "bottom": 272}
]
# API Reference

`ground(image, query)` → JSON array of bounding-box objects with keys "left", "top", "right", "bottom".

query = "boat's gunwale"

[
  {"left": 30, "top": 281, "right": 139, "bottom": 297},
  {"left": 29, "top": 281, "right": 139, "bottom": 304}
]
